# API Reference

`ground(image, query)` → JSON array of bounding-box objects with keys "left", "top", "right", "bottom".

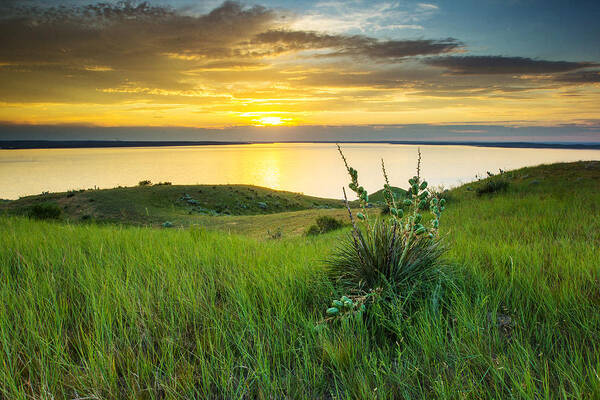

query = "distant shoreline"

[
  {"left": 0, "top": 140, "right": 251, "bottom": 149},
  {"left": 1, "top": 140, "right": 600, "bottom": 150}
]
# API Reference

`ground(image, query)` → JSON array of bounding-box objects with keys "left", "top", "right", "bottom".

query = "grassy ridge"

[
  {"left": 0, "top": 161, "right": 599, "bottom": 398},
  {"left": 0, "top": 184, "right": 344, "bottom": 225}
]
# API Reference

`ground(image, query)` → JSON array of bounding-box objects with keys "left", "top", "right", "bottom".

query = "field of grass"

[{"left": 0, "top": 161, "right": 599, "bottom": 398}]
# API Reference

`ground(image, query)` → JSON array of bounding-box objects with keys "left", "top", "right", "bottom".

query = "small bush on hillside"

[
  {"left": 305, "top": 225, "right": 321, "bottom": 236},
  {"left": 306, "top": 216, "right": 345, "bottom": 235},
  {"left": 138, "top": 180, "right": 152, "bottom": 186},
  {"left": 29, "top": 203, "right": 62, "bottom": 220},
  {"left": 477, "top": 179, "right": 509, "bottom": 196},
  {"left": 267, "top": 227, "right": 283, "bottom": 239},
  {"left": 327, "top": 145, "right": 448, "bottom": 312},
  {"left": 317, "top": 216, "right": 344, "bottom": 232},
  {"left": 379, "top": 203, "right": 391, "bottom": 215}
]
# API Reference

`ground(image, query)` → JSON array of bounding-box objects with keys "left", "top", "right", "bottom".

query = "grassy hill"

[
  {"left": 0, "top": 183, "right": 344, "bottom": 226},
  {"left": 368, "top": 185, "right": 407, "bottom": 203},
  {"left": 0, "top": 161, "right": 599, "bottom": 398}
]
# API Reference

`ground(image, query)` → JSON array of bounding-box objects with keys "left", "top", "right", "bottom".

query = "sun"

[
  {"left": 244, "top": 113, "right": 294, "bottom": 126},
  {"left": 256, "top": 116, "right": 284, "bottom": 126}
]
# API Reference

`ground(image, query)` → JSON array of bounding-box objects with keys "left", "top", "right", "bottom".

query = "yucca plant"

[{"left": 328, "top": 145, "right": 447, "bottom": 300}]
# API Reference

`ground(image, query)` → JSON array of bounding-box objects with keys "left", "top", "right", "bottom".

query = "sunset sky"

[{"left": 1, "top": 0, "right": 599, "bottom": 141}]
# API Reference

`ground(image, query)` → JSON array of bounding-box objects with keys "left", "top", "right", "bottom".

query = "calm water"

[{"left": 1, "top": 143, "right": 599, "bottom": 200}]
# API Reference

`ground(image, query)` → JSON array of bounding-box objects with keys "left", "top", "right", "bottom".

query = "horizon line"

[{"left": 2, "top": 139, "right": 600, "bottom": 150}]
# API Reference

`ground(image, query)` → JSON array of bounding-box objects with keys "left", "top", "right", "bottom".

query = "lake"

[{"left": 1, "top": 143, "right": 599, "bottom": 200}]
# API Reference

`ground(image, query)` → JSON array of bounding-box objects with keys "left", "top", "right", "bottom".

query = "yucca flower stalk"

[
  {"left": 329, "top": 145, "right": 447, "bottom": 295},
  {"left": 337, "top": 144, "right": 370, "bottom": 223},
  {"left": 338, "top": 145, "right": 445, "bottom": 255}
]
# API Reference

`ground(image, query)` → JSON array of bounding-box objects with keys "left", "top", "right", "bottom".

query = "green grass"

[
  {"left": 0, "top": 161, "right": 599, "bottom": 398},
  {"left": 184, "top": 208, "right": 354, "bottom": 238}
]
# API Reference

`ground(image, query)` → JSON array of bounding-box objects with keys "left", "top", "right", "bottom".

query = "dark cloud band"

[
  {"left": 555, "top": 70, "right": 600, "bottom": 83},
  {"left": 425, "top": 56, "right": 596, "bottom": 74}
]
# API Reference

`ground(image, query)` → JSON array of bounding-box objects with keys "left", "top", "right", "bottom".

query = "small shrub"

[
  {"left": 138, "top": 180, "right": 152, "bottom": 186},
  {"left": 322, "top": 146, "right": 453, "bottom": 338},
  {"left": 317, "top": 216, "right": 343, "bottom": 232},
  {"left": 305, "top": 225, "right": 321, "bottom": 236},
  {"left": 29, "top": 203, "right": 62, "bottom": 220},
  {"left": 306, "top": 216, "right": 344, "bottom": 236},
  {"left": 328, "top": 219, "right": 446, "bottom": 295},
  {"left": 155, "top": 181, "right": 172, "bottom": 186},
  {"left": 476, "top": 179, "right": 509, "bottom": 196},
  {"left": 267, "top": 228, "right": 282, "bottom": 239}
]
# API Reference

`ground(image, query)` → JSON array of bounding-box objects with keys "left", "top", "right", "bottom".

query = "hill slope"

[{"left": 1, "top": 184, "right": 344, "bottom": 225}]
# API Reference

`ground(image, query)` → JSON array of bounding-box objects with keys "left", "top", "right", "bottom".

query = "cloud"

[
  {"left": 289, "top": 1, "right": 439, "bottom": 34},
  {"left": 0, "top": 0, "right": 465, "bottom": 105},
  {"left": 425, "top": 56, "right": 596, "bottom": 74},
  {"left": 0, "top": 1, "right": 278, "bottom": 65},
  {"left": 417, "top": 3, "right": 439, "bottom": 10},
  {"left": 554, "top": 70, "right": 600, "bottom": 83},
  {"left": 0, "top": 1, "right": 285, "bottom": 101},
  {"left": 252, "top": 30, "right": 461, "bottom": 59},
  {"left": 0, "top": 1, "right": 459, "bottom": 74}
]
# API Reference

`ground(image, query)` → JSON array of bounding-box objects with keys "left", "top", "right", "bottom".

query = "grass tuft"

[
  {"left": 477, "top": 179, "right": 509, "bottom": 196},
  {"left": 327, "top": 219, "right": 447, "bottom": 297},
  {"left": 28, "top": 202, "right": 62, "bottom": 219}
]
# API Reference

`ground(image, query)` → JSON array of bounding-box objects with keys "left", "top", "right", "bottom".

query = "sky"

[{"left": 0, "top": 0, "right": 599, "bottom": 141}]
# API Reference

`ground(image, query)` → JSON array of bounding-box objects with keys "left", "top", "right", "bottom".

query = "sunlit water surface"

[{"left": 1, "top": 143, "right": 599, "bottom": 200}]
